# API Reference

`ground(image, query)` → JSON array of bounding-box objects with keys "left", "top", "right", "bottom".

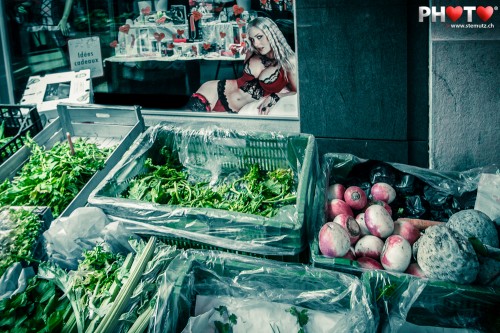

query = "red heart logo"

[
  {"left": 446, "top": 6, "right": 463, "bottom": 22},
  {"left": 119, "top": 24, "right": 130, "bottom": 34},
  {"left": 476, "top": 6, "right": 493, "bottom": 22},
  {"left": 219, "top": 32, "right": 226, "bottom": 38},
  {"left": 156, "top": 17, "right": 166, "bottom": 24},
  {"left": 109, "top": 40, "right": 118, "bottom": 48},
  {"left": 177, "top": 29, "right": 185, "bottom": 35},
  {"left": 203, "top": 43, "right": 211, "bottom": 50},
  {"left": 153, "top": 32, "right": 165, "bottom": 42},
  {"left": 141, "top": 6, "right": 151, "bottom": 15}
]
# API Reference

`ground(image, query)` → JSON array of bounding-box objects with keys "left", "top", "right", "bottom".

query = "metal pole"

[{"left": 0, "top": 0, "right": 16, "bottom": 103}]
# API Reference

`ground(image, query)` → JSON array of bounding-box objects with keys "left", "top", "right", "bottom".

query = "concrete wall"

[{"left": 430, "top": 0, "right": 500, "bottom": 171}]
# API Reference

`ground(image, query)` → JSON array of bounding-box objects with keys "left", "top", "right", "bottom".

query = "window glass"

[{"left": 4, "top": 0, "right": 297, "bottom": 117}]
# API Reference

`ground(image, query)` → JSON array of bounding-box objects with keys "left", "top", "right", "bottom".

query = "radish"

[
  {"left": 367, "top": 200, "right": 392, "bottom": 216},
  {"left": 327, "top": 199, "right": 354, "bottom": 220},
  {"left": 364, "top": 205, "right": 394, "bottom": 238},
  {"left": 333, "top": 214, "right": 361, "bottom": 245},
  {"left": 405, "top": 262, "right": 426, "bottom": 278},
  {"left": 327, "top": 183, "right": 345, "bottom": 201},
  {"left": 318, "top": 222, "right": 350, "bottom": 258},
  {"left": 371, "top": 182, "right": 396, "bottom": 204},
  {"left": 355, "top": 213, "right": 370, "bottom": 236},
  {"left": 380, "top": 235, "right": 412, "bottom": 272},
  {"left": 354, "top": 235, "right": 384, "bottom": 259},
  {"left": 344, "top": 186, "right": 368, "bottom": 210},
  {"left": 393, "top": 220, "right": 421, "bottom": 245},
  {"left": 357, "top": 257, "right": 383, "bottom": 270}
]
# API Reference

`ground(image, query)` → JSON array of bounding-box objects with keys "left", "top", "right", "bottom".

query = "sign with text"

[{"left": 68, "top": 37, "right": 103, "bottom": 78}]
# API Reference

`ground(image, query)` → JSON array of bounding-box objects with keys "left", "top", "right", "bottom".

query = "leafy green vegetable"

[
  {"left": 214, "top": 305, "right": 238, "bottom": 333},
  {"left": 0, "top": 208, "right": 44, "bottom": 277},
  {"left": 287, "top": 306, "right": 309, "bottom": 333},
  {"left": 124, "top": 147, "right": 296, "bottom": 217},
  {"left": 377, "top": 283, "right": 397, "bottom": 301},
  {"left": 0, "top": 138, "right": 112, "bottom": 217},
  {"left": 0, "top": 275, "right": 73, "bottom": 332}
]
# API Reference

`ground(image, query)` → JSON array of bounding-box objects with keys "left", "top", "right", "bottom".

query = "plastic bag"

[
  {"left": 88, "top": 123, "right": 318, "bottom": 258},
  {"left": 0, "top": 263, "right": 35, "bottom": 301},
  {"left": 43, "top": 207, "right": 139, "bottom": 270},
  {"left": 151, "top": 249, "right": 377, "bottom": 333}
]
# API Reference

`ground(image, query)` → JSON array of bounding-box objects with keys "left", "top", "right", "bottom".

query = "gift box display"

[
  {"left": 310, "top": 152, "right": 500, "bottom": 331},
  {"left": 88, "top": 124, "right": 317, "bottom": 262}
]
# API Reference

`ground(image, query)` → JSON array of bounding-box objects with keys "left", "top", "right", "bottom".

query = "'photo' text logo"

[{"left": 419, "top": 6, "right": 496, "bottom": 22}]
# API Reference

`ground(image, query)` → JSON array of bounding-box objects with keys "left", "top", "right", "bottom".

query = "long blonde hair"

[{"left": 246, "top": 17, "right": 295, "bottom": 73}]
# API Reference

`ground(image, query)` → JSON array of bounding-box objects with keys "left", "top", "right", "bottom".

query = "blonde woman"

[{"left": 188, "top": 17, "right": 296, "bottom": 115}]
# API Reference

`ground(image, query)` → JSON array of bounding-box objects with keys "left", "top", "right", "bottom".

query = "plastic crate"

[
  {"left": 0, "top": 104, "right": 43, "bottom": 165},
  {"left": 90, "top": 124, "right": 318, "bottom": 262},
  {"left": 0, "top": 103, "right": 145, "bottom": 217},
  {"left": 152, "top": 250, "right": 376, "bottom": 333},
  {"left": 310, "top": 153, "right": 500, "bottom": 331}
]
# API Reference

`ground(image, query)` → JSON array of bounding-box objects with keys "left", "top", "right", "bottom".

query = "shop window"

[{"left": 3, "top": 0, "right": 297, "bottom": 117}]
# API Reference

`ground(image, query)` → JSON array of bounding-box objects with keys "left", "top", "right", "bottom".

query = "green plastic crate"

[
  {"left": 90, "top": 124, "right": 318, "bottom": 262},
  {"left": 310, "top": 152, "right": 500, "bottom": 331}
]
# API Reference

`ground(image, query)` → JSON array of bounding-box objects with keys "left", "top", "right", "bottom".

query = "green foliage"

[
  {"left": 0, "top": 138, "right": 112, "bottom": 217},
  {"left": 287, "top": 306, "right": 309, "bottom": 333},
  {"left": 214, "top": 305, "right": 238, "bottom": 333},
  {"left": 124, "top": 148, "right": 296, "bottom": 217},
  {"left": 0, "top": 208, "right": 43, "bottom": 277}
]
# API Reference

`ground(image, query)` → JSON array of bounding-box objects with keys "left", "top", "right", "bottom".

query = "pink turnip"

[
  {"left": 381, "top": 235, "right": 412, "bottom": 272},
  {"left": 371, "top": 182, "right": 396, "bottom": 204},
  {"left": 327, "top": 183, "right": 345, "bottom": 201},
  {"left": 393, "top": 220, "right": 421, "bottom": 246},
  {"left": 318, "top": 222, "right": 350, "bottom": 258},
  {"left": 357, "top": 256, "right": 383, "bottom": 270},
  {"left": 367, "top": 200, "right": 392, "bottom": 216},
  {"left": 344, "top": 186, "right": 368, "bottom": 210},
  {"left": 333, "top": 214, "right": 361, "bottom": 245},
  {"left": 354, "top": 235, "right": 384, "bottom": 259},
  {"left": 364, "top": 205, "right": 394, "bottom": 238},
  {"left": 326, "top": 199, "right": 354, "bottom": 220},
  {"left": 405, "top": 262, "right": 426, "bottom": 278},
  {"left": 356, "top": 213, "right": 370, "bottom": 236}
]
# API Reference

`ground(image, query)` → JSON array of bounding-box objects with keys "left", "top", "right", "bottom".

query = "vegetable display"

[
  {"left": 123, "top": 147, "right": 296, "bottom": 218},
  {"left": 0, "top": 207, "right": 44, "bottom": 277},
  {"left": 0, "top": 138, "right": 112, "bottom": 217}
]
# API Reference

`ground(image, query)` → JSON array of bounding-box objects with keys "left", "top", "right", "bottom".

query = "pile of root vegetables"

[{"left": 319, "top": 182, "right": 500, "bottom": 286}]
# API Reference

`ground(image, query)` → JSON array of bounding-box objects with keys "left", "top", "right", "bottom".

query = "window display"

[{"left": 3, "top": 0, "right": 297, "bottom": 116}]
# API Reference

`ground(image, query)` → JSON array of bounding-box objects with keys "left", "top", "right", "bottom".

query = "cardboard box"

[{"left": 20, "top": 70, "right": 93, "bottom": 119}]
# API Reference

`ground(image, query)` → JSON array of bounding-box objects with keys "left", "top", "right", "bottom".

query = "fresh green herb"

[
  {"left": 124, "top": 148, "right": 296, "bottom": 217},
  {"left": 287, "top": 306, "right": 309, "bottom": 333},
  {"left": 377, "top": 283, "right": 397, "bottom": 301},
  {"left": 0, "top": 208, "right": 44, "bottom": 277},
  {"left": 214, "top": 305, "right": 238, "bottom": 333},
  {"left": 0, "top": 275, "right": 73, "bottom": 332},
  {"left": 0, "top": 138, "right": 112, "bottom": 217}
]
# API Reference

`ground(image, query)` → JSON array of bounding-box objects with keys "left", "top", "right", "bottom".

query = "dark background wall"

[{"left": 295, "top": 0, "right": 499, "bottom": 171}]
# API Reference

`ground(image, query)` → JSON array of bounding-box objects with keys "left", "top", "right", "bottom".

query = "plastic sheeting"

[
  {"left": 310, "top": 153, "right": 500, "bottom": 332},
  {"left": 88, "top": 123, "right": 318, "bottom": 258},
  {"left": 151, "top": 249, "right": 377, "bottom": 333}
]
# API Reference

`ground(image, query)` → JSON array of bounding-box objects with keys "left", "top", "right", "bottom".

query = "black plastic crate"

[{"left": 0, "top": 104, "right": 43, "bottom": 164}]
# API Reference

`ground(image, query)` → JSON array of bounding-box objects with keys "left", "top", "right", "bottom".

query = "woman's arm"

[
  {"left": 258, "top": 60, "right": 297, "bottom": 115},
  {"left": 57, "top": 0, "right": 74, "bottom": 36}
]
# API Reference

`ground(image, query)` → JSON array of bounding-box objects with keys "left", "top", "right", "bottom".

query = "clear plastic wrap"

[
  {"left": 88, "top": 123, "right": 318, "bottom": 259},
  {"left": 150, "top": 250, "right": 377, "bottom": 333},
  {"left": 310, "top": 153, "right": 500, "bottom": 331}
]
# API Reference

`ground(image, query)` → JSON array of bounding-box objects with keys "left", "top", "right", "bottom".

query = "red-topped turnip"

[
  {"left": 381, "top": 235, "right": 412, "bottom": 272},
  {"left": 371, "top": 182, "right": 396, "bottom": 204},
  {"left": 364, "top": 204, "right": 394, "bottom": 238},
  {"left": 356, "top": 213, "right": 370, "bottom": 236},
  {"left": 344, "top": 186, "right": 368, "bottom": 210},
  {"left": 333, "top": 214, "right": 361, "bottom": 245},
  {"left": 327, "top": 183, "right": 345, "bottom": 201},
  {"left": 327, "top": 199, "right": 354, "bottom": 220},
  {"left": 354, "top": 235, "right": 384, "bottom": 259},
  {"left": 357, "top": 256, "right": 383, "bottom": 270},
  {"left": 405, "top": 262, "right": 426, "bottom": 278},
  {"left": 319, "top": 222, "right": 350, "bottom": 258},
  {"left": 393, "top": 220, "right": 421, "bottom": 245},
  {"left": 367, "top": 200, "right": 392, "bottom": 216}
]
